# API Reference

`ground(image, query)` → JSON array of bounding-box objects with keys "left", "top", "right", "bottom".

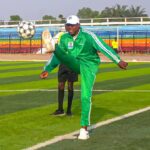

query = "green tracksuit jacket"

[{"left": 44, "top": 27, "right": 121, "bottom": 126}]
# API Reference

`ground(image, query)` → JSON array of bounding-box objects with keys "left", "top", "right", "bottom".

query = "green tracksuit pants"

[{"left": 54, "top": 45, "right": 99, "bottom": 126}]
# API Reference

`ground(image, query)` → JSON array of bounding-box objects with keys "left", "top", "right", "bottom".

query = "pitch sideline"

[
  {"left": 0, "top": 58, "right": 150, "bottom": 63},
  {"left": 24, "top": 106, "right": 150, "bottom": 150},
  {"left": 0, "top": 89, "right": 150, "bottom": 92}
]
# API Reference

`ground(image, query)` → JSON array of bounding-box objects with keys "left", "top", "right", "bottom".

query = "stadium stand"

[{"left": 0, "top": 17, "right": 150, "bottom": 54}]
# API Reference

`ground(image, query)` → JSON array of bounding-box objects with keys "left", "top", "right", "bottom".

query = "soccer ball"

[{"left": 17, "top": 21, "right": 36, "bottom": 39}]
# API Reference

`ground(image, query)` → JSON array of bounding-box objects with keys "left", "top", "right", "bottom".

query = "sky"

[{"left": 0, "top": 0, "right": 149, "bottom": 20}]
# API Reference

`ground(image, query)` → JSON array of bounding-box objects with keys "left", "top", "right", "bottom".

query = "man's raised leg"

[
  {"left": 42, "top": 30, "right": 80, "bottom": 73},
  {"left": 54, "top": 45, "right": 80, "bottom": 73}
]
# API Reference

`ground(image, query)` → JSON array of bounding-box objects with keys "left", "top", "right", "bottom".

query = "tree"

[
  {"left": 42, "top": 15, "right": 56, "bottom": 20},
  {"left": 113, "top": 4, "right": 129, "bottom": 17},
  {"left": 128, "top": 5, "right": 148, "bottom": 17},
  {"left": 77, "top": 7, "right": 100, "bottom": 18},
  {"left": 58, "top": 14, "right": 65, "bottom": 23},
  {"left": 10, "top": 15, "right": 22, "bottom": 21},
  {"left": 58, "top": 14, "right": 64, "bottom": 19},
  {"left": 100, "top": 4, "right": 148, "bottom": 17},
  {"left": 100, "top": 4, "right": 128, "bottom": 17},
  {"left": 100, "top": 7, "right": 113, "bottom": 17}
]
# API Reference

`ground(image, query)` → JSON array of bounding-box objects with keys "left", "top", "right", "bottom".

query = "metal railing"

[{"left": 0, "top": 17, "right": 150, "bottom": 28}]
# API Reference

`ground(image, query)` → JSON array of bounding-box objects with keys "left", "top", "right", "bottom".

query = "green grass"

[
  {"left": 43, "top": 110, "right": 150, "bottom": 150},
  {"left": 0, "top": 62, "right": 149, "bottom": 150}
]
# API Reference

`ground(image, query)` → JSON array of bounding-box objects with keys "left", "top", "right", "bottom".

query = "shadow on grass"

[
  {"left": 98, "top": 63, "right": 150, "bottom": 73},
  {"left": 0, "top": 74, "right": 149, "bottom": 115}
]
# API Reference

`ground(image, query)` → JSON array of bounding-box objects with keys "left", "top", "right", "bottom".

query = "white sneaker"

[
  {"left": 78, "top": 128, "right": 89, "bottom": 140},
  {"left": 42, "top": 29, "right": 55, "bottom": 52}
]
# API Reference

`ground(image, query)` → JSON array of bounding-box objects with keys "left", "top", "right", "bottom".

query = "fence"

[
  {"left": 0, "top": 34, "right": 42, "bottom": 54},
  {"left": 100, "top": 30, "right": 150, "bottom": 53},
  {"left": 1, "top": 17, "right": 150, "bottom": 27}
]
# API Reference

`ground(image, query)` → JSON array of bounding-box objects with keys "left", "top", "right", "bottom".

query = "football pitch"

[{"left": 0, "top": 61, "right": 149, "bottom": 150}]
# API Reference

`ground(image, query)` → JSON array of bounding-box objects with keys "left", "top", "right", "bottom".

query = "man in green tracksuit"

[{"left": 40, "top": 15, "right": 128, "bottom": 140}]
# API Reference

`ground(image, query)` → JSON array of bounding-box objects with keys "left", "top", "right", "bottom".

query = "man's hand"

[
  {"left": 40, "top": 71, "right": 49, "bottom": 79},
  {"left": 118, "top": 60, "right": 128, "bottom": 70}
]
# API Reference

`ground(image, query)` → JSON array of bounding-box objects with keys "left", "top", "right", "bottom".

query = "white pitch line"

[
  {"left": 24, "top": 106, "right": 150, "bottom": 150},
  {"left": 90, "top": 106, "right": 150, "bottom": 130},
  {"left": 0, "top": 59, "right": 150, "bottom": 62},
  {"left": 0, "top": 59, "right": 46, "bottom": 62},
  {"left": 0, "top": 89, "right": 150, "bottom": 92},
  {"left": 0, "top": 89, "right": 58, "bottom": 92}
]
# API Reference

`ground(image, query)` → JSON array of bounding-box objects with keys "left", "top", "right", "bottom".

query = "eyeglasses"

[{"left": 65, "top": 23, "right": 79, "bottom": 26}]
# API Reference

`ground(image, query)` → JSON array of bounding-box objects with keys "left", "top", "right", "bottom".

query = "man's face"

[{"left": 65, "top": 24, "right": 80, "bottom": 36}]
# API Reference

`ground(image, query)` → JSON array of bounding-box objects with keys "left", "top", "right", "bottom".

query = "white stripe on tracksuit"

[{"left": 83, "top": 30, "right": 120, "bottom": 63}]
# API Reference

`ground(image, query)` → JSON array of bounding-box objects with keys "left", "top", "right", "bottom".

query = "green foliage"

[
  {"left": 8, "top": 15, "right": 22, "bottom": 25},
  {"left": 10, "top": 15, "right": 22, "bottom": 21},
  {"left": 100, "top": 5, "right": 129, "bottom": 17},
  {"left": 38, "top": 15, "right": 63, "bottom": 24},
  {"left": 5, "top": 4, "right": 149, "bottom": 21},
  {"left": 77, "top": 7, "right": 100, "bottom": 18},
  {"left": 100, "top": 4, "right": 148, "bottom": 18},
  {"left": 76, "top": 5, "right": 148, "bottom": 18},
  {"left": 58, "top": 14, "right": 64, "bottom": 19},
  {"left": 128, "top": 5, "right": 148, "bottom": 17},
  {"left": 42, "top": 15, "right": 56, "bottom": 20}
]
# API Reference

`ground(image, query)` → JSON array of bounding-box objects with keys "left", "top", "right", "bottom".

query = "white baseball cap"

[{"left": 66, "top": 15, "right": 80, "bottom": 25}]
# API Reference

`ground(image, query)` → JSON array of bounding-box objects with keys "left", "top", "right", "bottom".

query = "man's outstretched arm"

[
  {"left": 92, "top": 34, "right": 128, "bottom": 69},
  {"left": 40, "top": 53, "right": 60, "bottom": 79}
]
